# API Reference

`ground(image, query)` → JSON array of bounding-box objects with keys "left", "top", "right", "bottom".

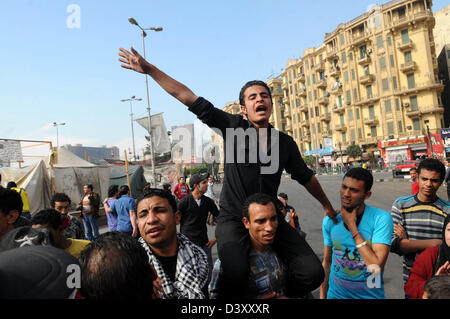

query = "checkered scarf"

[{"left": 138, "top": 233, "right": 209, "bottom": 299}]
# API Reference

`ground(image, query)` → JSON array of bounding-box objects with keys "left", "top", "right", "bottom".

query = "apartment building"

[{"left": 269, "top": 0, "right": 445, "bottom": 165}]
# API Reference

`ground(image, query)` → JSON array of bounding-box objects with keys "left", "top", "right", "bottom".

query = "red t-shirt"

[
  {"left": 174, "top": 183, "right": 190, "bottom": 200},
  {"left": 411, "top": 180, "right": 419, "bottom": 195}
]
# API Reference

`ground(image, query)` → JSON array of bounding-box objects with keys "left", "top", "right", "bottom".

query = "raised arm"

[{"left": 118, "top": 47, "right": 198, "bottom": 106}]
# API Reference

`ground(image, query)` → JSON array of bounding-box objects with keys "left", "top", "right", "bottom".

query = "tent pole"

[{"left": 124, "top": 150, "right": 132, "bottom": 198}]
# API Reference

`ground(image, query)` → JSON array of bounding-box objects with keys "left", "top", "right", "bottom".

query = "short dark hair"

[
  {"left": 239, "top": 80, "right": 272, "bottom": 107},
  {"left": 0, "top": 186, "right": 23, "bottom": 215},
  {"left": 84, "top": 184, "right": 94, "bottom": 191},
  {"left": 136, "top": 188, "right": 178, "bottom": 214},
  {"left": 31, "top": 209, "right": 62, "bottom": 230},
  {"left": 50, "top": 193, "right": 71, "bottom": 207},
  {"left": 417, "top": 158, "right": 446, "bottom": 182},
  {"left": 409, "top": 167, "right": 417, "bottom": 172},
  {"left": 108, "top": 185, "right": 119, "bottom": 198},
  {"left": 6, "top": 181, "right": 17, "bottom": 189},
  {"left": 79, "top": 231, "right": 156, "bottom": 299},
  {"left": 424, "top": 275, "right": 450, "bottom": 299},
  {"left": 344, "top": 167, "right": 374, "bottom": 192},
  {"left": 242, "top": 193, "right": 276, "bottom": 220},
  {"left": 119, "top": 185, "right": 129, "bottom": 197},
  {"left": 278, "top": 192, "right": 288, "bottom": 200}
]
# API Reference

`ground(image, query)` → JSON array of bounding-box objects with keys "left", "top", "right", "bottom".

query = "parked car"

[{"left": 392, "top": 160, "right": 419, "bottom": 178}]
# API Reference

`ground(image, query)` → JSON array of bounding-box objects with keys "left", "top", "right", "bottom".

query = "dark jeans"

[{"left": 215, "top": 211, "right": 324, "bottom": 299}]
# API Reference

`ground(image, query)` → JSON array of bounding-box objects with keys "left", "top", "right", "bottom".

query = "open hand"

[
  {"left": 436, "top": 261, "right": 450, "bottom": 276},
  {"left": 118, "top": 47, "right": 151, "bottom": 74}
]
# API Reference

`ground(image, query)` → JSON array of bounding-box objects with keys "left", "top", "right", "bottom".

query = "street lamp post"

[
  {"left": 120, "top": 96, "right": 142, "bottom": 161},
  {"left": 128, "top": 17, "right": 163, "bottom": 185},
  {"left": 53, "top": 122, "right": 66, "bottom": 149}
]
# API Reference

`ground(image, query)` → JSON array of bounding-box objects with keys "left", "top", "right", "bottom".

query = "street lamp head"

[
  {"left": 150, "top": 27, "right": 163, "bottom": 32},
  {"left": 128, "top": 17, "right": 139, "bottom": 26},
  {"left": 131, "top": 96, "right": 136, "bottom": 99},
  {"left": 135, "top": 98, "right": 142, "bottom": 101}
]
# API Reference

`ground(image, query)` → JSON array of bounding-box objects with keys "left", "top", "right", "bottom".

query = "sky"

[{"left": 1, "top": 0, "right": 448, "bottom": 163}]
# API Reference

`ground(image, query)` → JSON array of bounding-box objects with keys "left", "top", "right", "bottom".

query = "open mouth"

[
  {"left": 146, "top": 227, "right": 164, "bottom": 237},
  {"left": 255, "top": 105, "right": 267, "bottom": 113}
]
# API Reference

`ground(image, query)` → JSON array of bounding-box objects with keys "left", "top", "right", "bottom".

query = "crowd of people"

[{"left": 0, "top": 45, "right": 449, "bottom": 300}]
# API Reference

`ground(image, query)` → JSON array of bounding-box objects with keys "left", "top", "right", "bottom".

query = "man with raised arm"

[{"left": 118, "top": 46, "right": 337, "bottom": 298}]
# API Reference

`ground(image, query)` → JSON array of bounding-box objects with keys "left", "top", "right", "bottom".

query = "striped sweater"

[{"left": 390, "top": 194, "right": 449, "bottom": 284}]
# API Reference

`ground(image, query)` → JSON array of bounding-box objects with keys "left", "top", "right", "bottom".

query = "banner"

[
  {"left": 135, "top": 113, "right": 171, "bottom": 154},
  {"left": 0, "top": 140, "right": 23, "bottom": 163}
]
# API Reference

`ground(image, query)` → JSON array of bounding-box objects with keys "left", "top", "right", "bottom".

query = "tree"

[
  {"left": 303, "top": 156, "right": 317, "bottom": 167},
  {"left": 346, "top": 143, "right": 362, "bottom": 159}
]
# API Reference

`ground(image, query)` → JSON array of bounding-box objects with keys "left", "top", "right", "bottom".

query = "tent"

[
  {"left": 0, "top": 160, "right": 51, "bottom": 215},
  {"left": 51, "top": 147, "right": 110, "bottom": 206},
  {"left": 109, "top": 165, "right": 148, "bottom": 199}
]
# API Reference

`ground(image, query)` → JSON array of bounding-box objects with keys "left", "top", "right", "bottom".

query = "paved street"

[{"left": 99, "top": 170, "right": 448, "bottom": 299}]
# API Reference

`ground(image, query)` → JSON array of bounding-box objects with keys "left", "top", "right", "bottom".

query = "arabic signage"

[{"left": 304, "top": 147, "right": 334, "bottom": 156}]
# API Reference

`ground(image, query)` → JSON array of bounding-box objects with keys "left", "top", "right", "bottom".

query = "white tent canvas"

[
  {"left": 51, "top": 147, "right": 110, "bottom": 206},
  {"left": 0, "top": 160, "right": 51, "bottom": 215}
]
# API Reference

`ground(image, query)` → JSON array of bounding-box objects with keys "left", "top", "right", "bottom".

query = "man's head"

[
  {"left": 242, "top": 193, "right": 278, "bottom": 251},
  {"left": 278, "top": 192, "right": 288, "bottom": 205},
  {"left": 239, "top": 81, "right": 273, "bottom": 127},
  {"left": 136, "top": 189, "right": 180, "bottom": 252},
  {"left": 50, "top": 193, "right": 71, "bottom": 217},
  {"left": 79, "top": 231, "right": 157, "bottom": 299},
  {"left": 179, "top": 177, "right": 185, "bottom": 184},
  {"left": 108, "top": 185, "right": 119, "bottom": 198},
  {"left": 31, "top": 209, "right": 65, "bottom": 248},
  {"left": 409, "top": 167, "right": 418, "bottom": 180},
  {"left": 0, "top": 186, "right": 23, "bottom": 241},
  {"left": 208, "top": 176, "right": 213, "bottom": 183},
  {"left": 119, "top": 185, "right": 130, "bottom": 197},
  {"left": 6, "top": 181, "right": 17, "bottom": 189},
  {"left": 83, "top": 184, "right": 93, "bottom": 194},
  {"left": 417, "top": 159, "right": 446, "bottom": 199},
  {"left": 423, "top": 275, "right": 450, "bottom": 299},
  {"left": 341, "top": 168, "right": 373, "bottom": 212},
  {"left": 190, "top": 173, "right": 209, "bottom": 194}
]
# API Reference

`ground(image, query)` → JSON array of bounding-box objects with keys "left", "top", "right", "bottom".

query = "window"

[
  {"left": 398, "top": 121, "right": 403, "bottom": 133},
  {"left": 342, "top": 52, "right": 347, "bottom": 63},
  {"left": 392, "top": 76, "right": 398, "bottom": 90},
  {"left": 387, "top": 36, "right": 392, "bottom": 46},
  {"left": 346, "top": 90, "right": 351, "bottom": 103},
  {"left": 308, "top": 92, "right": 312, "bottom": 102},
  {"left": 353, "top": 88, "right": 358, "bottom": 101},
  {"left": 371, "top": 126, "right": 377, "bottom": 138},
  {"left": 349, "top": 52, "right": 353, "bottom": 61},
  {"left": 348, "top": 109, "right": 354, "bottom": 121},
  {"left": 369, "top": 105, "right": 375, "bottom": 119},
  {"left": 342, "top": 132, "right": 347, "bottom": 143},
  {"left": 314, "top": 90, "right": 317, "bottom": 100},
  {"left": 359, "top": 44, "right": 367, "bottom": 59},
  {"left": 296, "top": 98, "right": 300, "bottom": 107},
  {"left": 390, "top": 55, "right": 395, "bottom": 67},
  {"left": 404, "top": 51, "right": 412, "bottom": 63},
  {"left": 376, "top": 36, "right": 383, "bottom": 49},
  {"left": 413, "top": 118, "right": 420, "bottom": 131},
  {"left": 356, "top": 108, "right": 360, "bottom": 119},
  {"left": 382, "top": 78, "right": 390, "bottom": 91},
  {"left": 387, "top": 122, "right": 394, "bottom": 135},
  {"left": 364, "top": 64, "right": 370, "bottom": 75},
  {"left": 315, "top": 106, "right": 319, "bottom": 117},
  {"left": 282, "top": 124, "right": 286, "bottom": 132},
  {"left": 401, "top": 29, "right": 409, "bottom": 44},
  {"left": 407, "top": 73, "right": 415, "bottom": 89},
  {"left": 385, "top": 100, "right": 392, "bottom": 113},
  {"left": 340, "top": 113, "right": 345, "bottom": 125},
  {"left": 380, "top": 56, "right": 386, "bottom": 70},
  {"left": 340, "top": 34, "right": 345, "bottom": 46},
  {"left": 358, "top": 128, "right": 362, "bottom": 139},
  {"left": 410, "top": 95, "right": 418, "bottom": 111},
  {"left": 395, "top": 98, "right": 400, "bottom": 111},
  {"left": 366, "top": 85, "right": 373, "bottom": 99},
  {"left": 312, "top": 74, "right": 316, "bottom": 84},
  {"left": 281, "top": 110, "right": 285, "bottom": 119},
  {"left": 351, "top": 69, "right": 356, "bottom": 81},
  {"left": 344, "top": 71, "right": 349, "bottom": 83},
  {"left": 307, "top": 76, "right": 311, "bottom": 86},
  {"left": 317, "top": 122, "right": 321, "bottom": 132},
  {"left": 351, "top": 129, "right": 356, "bottom": 141},
  {"left": 312, "top": 124, "right": 315, "bottom": 134}
]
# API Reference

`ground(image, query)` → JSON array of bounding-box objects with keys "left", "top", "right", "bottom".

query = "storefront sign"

[
  {"left": 381, "top": 137, "right": 426, "bottom": 148},
  {"left": 304, "top": 147, "right": 334, "bottom": 156}
]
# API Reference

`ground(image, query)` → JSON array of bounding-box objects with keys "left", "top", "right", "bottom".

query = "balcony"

[
  {"left": 350, "top": 31, "right": 370, "bottom": 47},
  {"left": 330, "top": 83, "right": 343, "bottom": 94},
  {"left": 363, "top": 137, "right": 379, "bottom": 145},
  {"left": 315, "top": 61, "right": 326, "bottom": 72},
  {"left": 282, "top": 96, "right": 289, "bottom": 104},
  {"left": 358, "top": 54, "right": 371, "bottom": 65},
  {"left": 285, "top": 123, "right": 293, "bottom": 132},
  {"left": 394, "top": 80, "right": 444, "bottom": 96},
  {"left": 321, "top": 129, "right": 332, "bottom": 137},
  {"left": 297, "top": 73, "right": 306, "bottom": 82},
  {"left": 332, "top": 104, "right": 345, "bottom": 114},
  {"left": 284, "top": 108, "right": 291, "bottom": 118},
  {"left": 359, "top": 74, "right": 375, "bottom": 85},
  {"left": 316, "top": 79, "right": 327, "bottom": 89},
  {"left": 329, "top": 66, "right": 341, "bottom": 77},
  {"left": 397, "top": 40, "right": 413, "bottom": 51},
  {"left": 363, "top": 117, "right": 379, "bottom": 125},
  {"left": 420, "top": 105, "right": 445, "bottom": 115},
  {"left": 281, "top": 82, "right": 288, "bottom": 90},
  {"left": 303, "top": 133, "right": 311, "bottom": 142},
  {"left": 318, "top": 96, "right": 329, "bottom": 105},
  {"left": 299, "top": 104, "right": 308, "bottom": 112},
  {"left": 326, "top": 48, "right": 339, "bottom": 61},
  {"left": 355, "top": 95, "right": 380, "bottom": 106},
  {"left": 299, "top": 87, "right": 307, "bottom": 96},
  {"left": 335, "top": 123, "right": 347, "bottom": 132},
  {"left": 400, "top": 61, "right": 416, "bottom": 73},
  {"left": 301, "top": 120, "right": 310, "bottom": 127},
  {"left": 387, "top": 11, "right": 434, "bottom": 31},
  {"left": 320, "top": 112, "right": 331, "bottom": 121},
  {"left": 405, "top": 109, "right": 421, "bottom": 118}
]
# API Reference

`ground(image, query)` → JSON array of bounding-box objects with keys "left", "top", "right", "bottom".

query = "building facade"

[{"left": 269, "top": 0, "right": 445, "bottom": 166}]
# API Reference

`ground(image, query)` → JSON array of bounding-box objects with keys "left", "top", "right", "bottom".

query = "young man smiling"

[
  {"left": 118, "top": 46, "right": 336, "bottom": 298},
  {"left": 320, "top": 168, "right": 393, "bottom": 299},
  {"left": 391, "top": 158, "right": 450, "bottom": 289}
]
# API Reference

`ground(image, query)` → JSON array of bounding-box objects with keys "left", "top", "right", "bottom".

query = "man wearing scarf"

[
  {"left": 404, "top": 215, "right": 450, "bottom": 299},
  {"left": 136, "top": 188, "right": 209, "bottom": 299}
]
